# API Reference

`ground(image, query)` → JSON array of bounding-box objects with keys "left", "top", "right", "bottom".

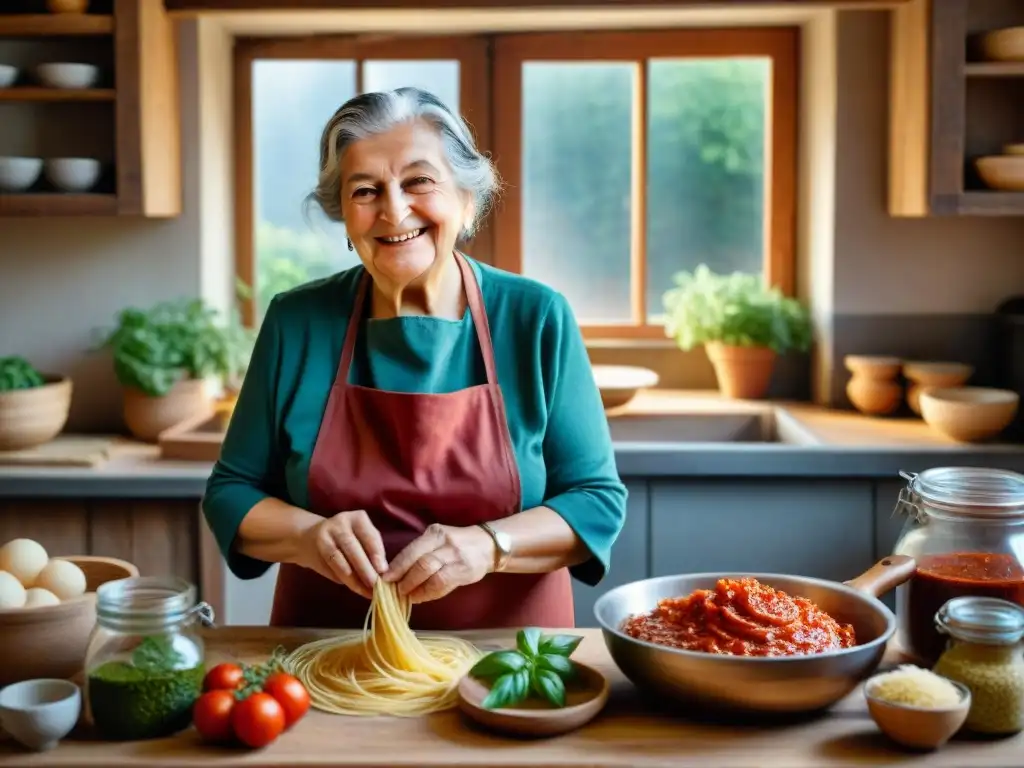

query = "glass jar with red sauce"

[{"left": 891, "top": 466, "right": 1024, "bottom": 665}]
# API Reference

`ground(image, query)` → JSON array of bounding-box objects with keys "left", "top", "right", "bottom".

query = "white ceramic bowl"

[
  {"left": 45, "top": 158, "right": 101, "bottom": 192},
  {"left": 0, "top": 64, "right": 18, "bottom": 88},
  {"left": 35, "top": 63, "right": 99, "bottom": 90},
  {"left": 592, "top": 365, "right": 660, "bottom": 410},
  {"left": 0, "top": 679, "right": 81, "bottom": 752},
  {"left": 0, "top": 157, "right": 43, "bottom": 192}
]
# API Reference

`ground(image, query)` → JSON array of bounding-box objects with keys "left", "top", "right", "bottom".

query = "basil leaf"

[
  {"left": 481, "top": 670, "right": 529, "bottom": 710},
  {"left": 538, "top": 633, "right": 583, "bottom": 657},
  {"left": 531, "top": 667, "right": 566, "bottom": 708},
  {"left": 469, "top": 650, "right": 527, "bottom": 681},
  {"left": 511, "top": 667, "right": 531, "bottom": 702},
  {"left": 537, "top": 653, "right": 575, "bottom": 679},
  {"left": 516, "top": 627, "right": 542, "bottom": 658}
]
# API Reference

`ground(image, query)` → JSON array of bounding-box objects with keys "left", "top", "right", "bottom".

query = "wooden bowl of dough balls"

[{"left": 0, "top": 538, "right": 139, "bottom": 686}]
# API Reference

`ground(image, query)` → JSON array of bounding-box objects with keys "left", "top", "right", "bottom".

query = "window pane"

[
  {"left": 252, "top": 60, "right": 360, "bottom": 319},
  {"left": 362, "top": 60, "right": 460, "bottom": 112},
  {"left": 645, "top": 58, "right": 770, "bottom": 323},
  {"left": 520, "top": 62, "right": 634, "bottom": 325}
]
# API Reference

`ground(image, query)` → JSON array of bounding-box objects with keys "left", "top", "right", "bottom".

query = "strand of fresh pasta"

[{"left": 283, "top": 579, "right": 483, "bottom": 716}]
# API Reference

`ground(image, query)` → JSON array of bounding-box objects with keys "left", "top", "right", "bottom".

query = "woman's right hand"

[{"left": 297, "top": 509, "right": 388, "bottom": 599}]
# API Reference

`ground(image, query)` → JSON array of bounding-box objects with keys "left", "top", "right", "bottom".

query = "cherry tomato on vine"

[
  {"left": 262, "top": 672, "right": 310, "bottom": 728},
  {"left": 203, "top": 663, "right": 245, "bottom": 692},
  {"left": 192, "top": 690, "right": 237, "bottom": 744},
  {"left": 231, "top": 692, "right": 286, "bottom": 749}
]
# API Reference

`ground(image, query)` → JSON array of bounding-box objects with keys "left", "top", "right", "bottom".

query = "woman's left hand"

[{"left": 383, "top": 523, "right": 494, "bottom": 603}]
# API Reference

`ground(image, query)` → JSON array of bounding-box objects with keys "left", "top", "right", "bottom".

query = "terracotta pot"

[
  {"left": 0, "top": 375, "right": 72, "bottom": 451},
  {"left": 122, "top": 378, "right": 213, "bottom": 443},
  {"left": 902, "top": 361, "right": 973, "bottom": 416},
  {"left": 704, "top": 342, "right": 777, "bottom": 400},
  {"left": 844, "top": 355, "right": 903, "bottom": 416}
]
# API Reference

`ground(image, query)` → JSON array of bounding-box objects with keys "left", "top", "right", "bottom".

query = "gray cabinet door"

[
  {"left": 649, "top": 480, "right": 875, "bottom": 584},
  {"left": 571, "top": 480, "right": 648, "bottom": 628}
]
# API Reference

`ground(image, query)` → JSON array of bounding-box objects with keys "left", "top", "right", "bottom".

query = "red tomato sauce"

[
  {"left": 620, "top": 577, "right": 856, "bottom": 657},
  {"left": 906, "top": 552, "right": 1024, "bottom": 663}
]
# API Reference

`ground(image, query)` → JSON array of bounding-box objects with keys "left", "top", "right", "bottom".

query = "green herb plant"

[
  {"left": 97, "top": 298, "right": 255, "bottom": 397},
  {"left": 470, "top": 628, "right": 583, "bottom": 710},
  {"left": 0, "top": 356, "right": 46, "bottom": 392},
  {"left": 662, "top": 264, "right": 813, "bottom": 354}
]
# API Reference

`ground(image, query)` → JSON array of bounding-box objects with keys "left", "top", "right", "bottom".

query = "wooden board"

[
  {"left": 1, "top": 626, "right": 1019, "bottom": 767},
  {"left": 0, "top": 437, "right": 118, "bottom": 467},
  {"left": 158, "top": 411, "right": 230, "bottom": 462}
]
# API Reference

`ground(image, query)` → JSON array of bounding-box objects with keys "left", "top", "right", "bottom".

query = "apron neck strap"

[{"left": 337, "top": 252, "right": 500, "bottom": 388}]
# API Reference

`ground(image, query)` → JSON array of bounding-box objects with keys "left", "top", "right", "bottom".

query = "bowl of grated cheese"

[{"left": 864, "top": 665, "right": 970, "bottom": 751}]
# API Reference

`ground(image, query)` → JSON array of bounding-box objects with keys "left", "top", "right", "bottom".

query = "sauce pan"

[{"left": 593, "top": 555, "right": 916, "bottom": 715}]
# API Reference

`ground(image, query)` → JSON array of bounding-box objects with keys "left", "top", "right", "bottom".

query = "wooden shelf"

[
  {"left": 0, "top": 0, "right": 181, "bottom": 218},
  {"left": 954, "top": 191, "right": 1024, "bottom": 215},
  {"left": 888, "top": 0, "right": 1024, "bottom": 217},
  {"left": 0, "top": 193, "right": 118, "bottom": 216},
  {"left": 0, "top": 14, "right": 114, "bottom": 36},
  {"left": 0, "top": 87, "right": 115, "bottom": 102},
  {"left": 965, "top": 62, "right": 1024, "bottom": 78}
]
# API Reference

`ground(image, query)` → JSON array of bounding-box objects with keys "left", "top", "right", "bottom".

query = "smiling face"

[{"left": 340, "top": 119, "right": 475, "bottom": 292}]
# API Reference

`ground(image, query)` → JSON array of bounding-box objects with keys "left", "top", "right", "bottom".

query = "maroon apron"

[{"left": 269, "top": 252, "right": 575, "bottom": 630}]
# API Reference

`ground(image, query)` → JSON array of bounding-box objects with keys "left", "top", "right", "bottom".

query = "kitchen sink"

[{"left": 606, "top": 411, "right": 815, "bottom": 445}]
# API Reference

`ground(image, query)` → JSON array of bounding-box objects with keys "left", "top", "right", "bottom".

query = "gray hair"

[{"left": 307, "top": 87, "right": 500, "bottom": 238}]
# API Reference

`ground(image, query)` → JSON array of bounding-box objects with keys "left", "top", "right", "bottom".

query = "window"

[{"left": 234, "top": 30, "right": 797, "bottom": 338}]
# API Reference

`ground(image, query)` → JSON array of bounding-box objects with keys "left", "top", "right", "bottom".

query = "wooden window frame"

[
  {"left": 233, "top": 35, "right": 492, "bottom": 327},
  {"left": 233, "top": 29, "right": 797, "bottom": 337},
  {"left": 491, "top": 28, "right": 798, "bottom": 341}
]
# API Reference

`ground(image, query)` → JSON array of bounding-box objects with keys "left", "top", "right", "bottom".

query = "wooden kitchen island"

[{"left": 0, "top": 627, "right": 1020, "bottom": 767}]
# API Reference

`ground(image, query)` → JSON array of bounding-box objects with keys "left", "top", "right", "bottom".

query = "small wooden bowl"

[
  {"left": 457, "top": 662, "right": 610, "bottom": 738},
  {"left": 919, "top": 386, "right": 1019, "bottom": 442},
  {"left": 0, "top": 556, "right": 139, "bottom": 687},
  {"left": 865, "top": 677, "right": 971, "bottom": 751}
]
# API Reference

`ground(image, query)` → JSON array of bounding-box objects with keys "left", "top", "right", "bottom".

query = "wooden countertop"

[{"left": 1, "top": 627, "right": 1020, "bottom": 767}]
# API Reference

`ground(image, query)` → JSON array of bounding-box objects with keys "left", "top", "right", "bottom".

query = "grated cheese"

[{"left": 866, "top": 664, "right": 963, "bottom": 709}]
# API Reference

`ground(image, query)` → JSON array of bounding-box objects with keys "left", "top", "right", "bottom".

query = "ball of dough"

[
  {"left": 23, "top": 587, "right": 61, "bottom": 608},
  {"left": 34, "top": 558, "right": 87, "bottom": 601},
  {"left": 0, "top": 538, "right": 49, "bottom": 587},
  {"left": 0, "top": 570, "right": 27, "bottom": 608}
]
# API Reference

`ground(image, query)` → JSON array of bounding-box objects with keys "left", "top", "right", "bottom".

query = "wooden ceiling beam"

[{"left": 166, "top": 0, "right": 909, "bottom": 13}]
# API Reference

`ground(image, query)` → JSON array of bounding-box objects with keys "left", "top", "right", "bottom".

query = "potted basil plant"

[
  {"left": 97, "top": 299, "right": 254, "bottom": 442},
  {"left": 661, "top": 265, "right": 812, "bottom": 400}
]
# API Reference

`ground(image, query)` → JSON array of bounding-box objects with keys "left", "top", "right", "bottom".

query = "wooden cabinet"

[
  {"left": 0, "top": 0, "right": 180, "bottom": 217},
  {"left": 889, "top": 0, "right": 1024, "bottom": 216},
  {"left": 0, "top": 497, "right": 200, "bottom": 589}
]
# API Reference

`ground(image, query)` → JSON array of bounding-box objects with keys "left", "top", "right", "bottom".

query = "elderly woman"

[{"left": 203, "top": 87, "right": 627, "bottom": 631}]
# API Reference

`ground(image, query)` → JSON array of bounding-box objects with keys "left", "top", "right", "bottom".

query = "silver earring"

[{"left": 347, "top": 238, "right": 353, "bottom": 252}]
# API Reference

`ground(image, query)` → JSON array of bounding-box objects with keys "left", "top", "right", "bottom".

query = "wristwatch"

[{"left": 477, "top": 522, "right": 512, "bottom": 573}]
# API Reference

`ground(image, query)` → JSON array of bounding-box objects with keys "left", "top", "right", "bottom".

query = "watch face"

[{"left": 495, "top": 530, "right": 513, "bottom": 554}]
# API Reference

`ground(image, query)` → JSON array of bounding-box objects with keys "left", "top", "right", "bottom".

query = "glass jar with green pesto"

[
  {"left": 83, "top": 576, "right": 215, "bottom": 741},
  {"left": 932, "top": 596, "right": 1024, "bottom": 736}
]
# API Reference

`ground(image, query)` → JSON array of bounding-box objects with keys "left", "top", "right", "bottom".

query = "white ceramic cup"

[{"left": 0, "top": 679, "right": 81, "bottom": 752}]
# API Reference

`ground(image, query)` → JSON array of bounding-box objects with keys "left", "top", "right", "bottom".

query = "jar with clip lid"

[
  {"left": 83, "top": 575, "right": 215, "bottom": 741},
  {"left": 890, "top": 466, "right": 1024, "bottom": 665},
  {"left": 933, "top": 596, "right": 1024, "bottom": 735}
]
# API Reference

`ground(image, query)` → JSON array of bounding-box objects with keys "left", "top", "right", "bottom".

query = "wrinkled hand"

[
  {"left": 383, "top": 524, "right": 494, "bottom": 604},
  {"left": 298, "top": 509, "right": 387, "bottom": 599}
]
